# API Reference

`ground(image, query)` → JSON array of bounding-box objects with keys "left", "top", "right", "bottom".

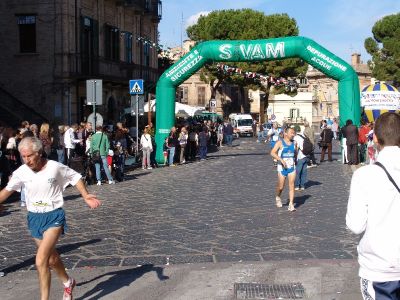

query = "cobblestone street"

[{"left": 0, "top": 138, "right": 358, "bottom": 273}]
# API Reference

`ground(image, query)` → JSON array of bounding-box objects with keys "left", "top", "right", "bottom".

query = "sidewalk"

[
  {"left": 1, "top": 259, "right": 361, "bottom": 300},
  {"left": 0, "top": 138, "right": 362, "bottom": 299}
]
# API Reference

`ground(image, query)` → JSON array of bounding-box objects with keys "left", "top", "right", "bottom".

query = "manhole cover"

[{"left": 234, "top": 282, "right": 305, "bottom": 299}]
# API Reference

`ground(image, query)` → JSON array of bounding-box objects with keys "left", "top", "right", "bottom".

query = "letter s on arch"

[{"left": 219, "top": 44, "right": 232, "bottom": 60}]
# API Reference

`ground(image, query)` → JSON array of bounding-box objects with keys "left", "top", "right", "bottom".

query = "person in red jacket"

[{"left": 358, "top": 121, "right": 371, "bottom": 164}]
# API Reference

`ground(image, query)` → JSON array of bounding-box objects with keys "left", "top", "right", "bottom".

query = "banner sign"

[{"left": 361, "top": 91, "right": 400, "bottom": 110}]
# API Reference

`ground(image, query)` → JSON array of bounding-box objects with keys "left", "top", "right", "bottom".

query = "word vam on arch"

[{"left": 218, "top": 42, "right": 285, "bottom": 61}]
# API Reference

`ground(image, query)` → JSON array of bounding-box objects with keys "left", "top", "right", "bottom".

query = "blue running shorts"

[{"left": 27, "top": 208, "right": 67, "bottom": 239}]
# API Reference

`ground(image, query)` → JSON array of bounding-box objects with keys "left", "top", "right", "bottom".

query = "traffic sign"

[
  {"left": 129, "top": 79, "right": 144, "bottom": 95},
  {"left": 130, "top": 95, "right": 145, "bottom": 115},
  {"left": 209, "top": 99, "right": 217, "bottom": 112},
  {"left": 86, "top": 79, "right": 103, "bottom": 105}
]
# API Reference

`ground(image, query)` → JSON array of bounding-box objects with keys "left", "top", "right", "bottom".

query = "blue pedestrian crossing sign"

[{"left": 129, "top": 79, "right": 144, "bottom": 95}]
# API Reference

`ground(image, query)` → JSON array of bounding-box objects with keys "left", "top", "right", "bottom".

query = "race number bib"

[{"left": 283, "top": 157, "right": 294, "bottom": 169}]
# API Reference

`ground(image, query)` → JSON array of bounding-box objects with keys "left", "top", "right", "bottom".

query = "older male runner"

[{"left": 0, "top": 137, "right": 101, "bottom": 300}]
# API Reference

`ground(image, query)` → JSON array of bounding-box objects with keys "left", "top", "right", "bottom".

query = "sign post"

[
  {"left": 129, "top": 79, "right": 144, "bottom": 155},
  {"left": 86, "top": 79, "right": 102, "bottom": 129}
]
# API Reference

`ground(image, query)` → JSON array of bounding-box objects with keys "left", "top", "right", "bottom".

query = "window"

[
  {"left": 104, "top": 24, "right": 120, "bottom": 61},
  {"left": 124, "top": 32, "right": 133, "bottom": 63},
  {"left": 290, "top": 108, "right": 299, "bottom": 119},
  {"left": 299, "top": 77, "right": 308, "bottom": 85},
  {"left": 17, "top": 15, "right": 36, "bottom": 53},
  {"left": 177, "top": 86, "right": 188, "bottom": 103},
  {"left": 197, "top": 86, "right": 206, "bottom": 106},
  {"left": 143, "top": 42, "right": 150, "bottom": 66},
  {"left": 80, "top": 16, "right": 99, "bottom": 74}
]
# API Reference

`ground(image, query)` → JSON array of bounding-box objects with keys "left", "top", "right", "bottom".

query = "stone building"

[
  {"left": 263, "top": 53, "right": 372, "bottom": 126},
  {"left": 0, "top": 0, "right": 162, "bottom": 126}
]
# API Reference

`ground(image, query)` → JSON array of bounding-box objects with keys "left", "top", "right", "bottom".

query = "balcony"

[
  {"left": 59, "top": 53, "right": 159, "bottom": 84},
  {"left": 118, "top": 0, "right": 162, "bottom": 22}
]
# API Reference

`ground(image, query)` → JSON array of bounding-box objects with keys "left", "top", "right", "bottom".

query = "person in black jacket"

[
  {"left": 342, "top": 119, "right": 359, "bottom": 165},
  {"left": 320, "top": 125, "right": 334, "bottom": 162}
]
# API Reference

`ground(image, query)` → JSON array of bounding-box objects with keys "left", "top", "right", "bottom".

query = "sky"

[{"left": 159, "top": 0, "right": 400, "bottom": 64}]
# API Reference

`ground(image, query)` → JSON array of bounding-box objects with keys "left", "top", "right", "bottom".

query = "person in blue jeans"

[
  {"left": 167, "top": 126, "right": 178, "bottom": 166},
  {"left": 90, "top": 126, "right": 115, "bottom": 185},
  {"left": 223, "top": 121, "right": 233, "bottom": 146},
  {"left": 294, "top": 131, "right": 309, "bottom": 190},
  {"left": 198, "top": 127, "right": 209, "bottom": 160}
]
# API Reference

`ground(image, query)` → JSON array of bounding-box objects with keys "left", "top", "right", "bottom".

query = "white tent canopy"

[{"left": 143, "top": 100, "right": 205, "bottom": 117}]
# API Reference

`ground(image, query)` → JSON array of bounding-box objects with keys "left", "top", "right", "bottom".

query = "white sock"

[{"left": 63, "top": 277, "right": 71, "bottom": 287}]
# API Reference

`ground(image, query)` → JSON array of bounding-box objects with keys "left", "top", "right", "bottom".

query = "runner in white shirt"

[{"left": 0, "top": 137, "right": 101, "bottom": 300}]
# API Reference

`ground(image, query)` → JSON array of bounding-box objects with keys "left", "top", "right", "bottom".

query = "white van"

[{"left": 228, "top": 113, "right": 254, "bottom": 137}]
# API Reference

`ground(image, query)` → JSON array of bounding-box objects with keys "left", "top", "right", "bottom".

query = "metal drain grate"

[{"left": 234, "top": 282, "right": 305, "bottom": 299}]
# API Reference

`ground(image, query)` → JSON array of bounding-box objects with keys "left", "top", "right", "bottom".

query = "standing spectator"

[
  {"left": 0, "top": 137, "right": 101, "bottom": 300},
  {"left": 29, "top": 124, "right": 39, "bottom": 137},
  {"left": 39, "top": 123, "right": 53, "bottom": 158},
  {"left": 346, "top": 112, "right": 400, "bottom": 299},
  {"left": 217, "top": 122, "right": 224, "bottom": 147},
  {"left": 167, "top": 126, "right": 178, "bottom": 166},
  {"left": 140, "top": 127, "right": 153, "bottom": 169},
  {"left": 319, "top": 125, "right": 334, "bottom": 162},
  {"left": 113, "top": 142, "right": 125, "bottom": 182},
  {"left": 63, "top": 124, "right": 81, "bottom": 166},
  {"left": 270, "top": 126, "right": 297, "bottom": 212},
  {"left": 162, "top": 138, "right": 169, "bottom": 166},
  {"left": 358, "top": 121, "right": 370, "bottom": 164},
  {"left": 223, "top": 120, "right": 234, "bottom": 147},
  {"left": 366, "top": 125, "right": 377, "bottom": 165},
  {"left": 198, "top": 127, "right": 209, "bottom": 160},
  {"left": 19, "top": 120, "right": 30, "bottom": 134},
  {"left": 178, "top": 127, "right": 188, "bottom": 164},
  {"left": 252, "top": 119, "right": 257, "bottom": 138},
  {"left": 55, "top": 125, "right": 66, "bottom": 164},
  {"left": 114, "top": 122, "right": 128, "bottom": 150},
  {"left": 332, "top": 118, "right": 339, "bottom": 140},
  {"left": 303, "top": 121, "right": 318, "bottom": 167},
  {"left": 268, "top": 122, "right": 281, "bottom": 166},
  {"left": 294, "top": 128, "right": 309, "bottom": 190},
  {"left": 343, "top": 119, "right": 359, "bottom": 165},
  {"left": 90, "top": 125, "right": 115, "bottom": 185},
  {"left": 188, "top": 128, "right": 198, "bottom": 161}
]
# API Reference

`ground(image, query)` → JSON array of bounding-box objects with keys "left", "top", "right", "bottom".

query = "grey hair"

[
  {"left": 18, "top": 137, "right": 43, "bottom": 153},
  {"left": 304, "top": 121, "right": 310, "bottom": 127}
]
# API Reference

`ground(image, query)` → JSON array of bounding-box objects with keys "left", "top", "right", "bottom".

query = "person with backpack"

[
  {"left": 346, "top": 112, "right": 400, "bottom": 299},
  {"left": 294, "top": 127, "right": 312, "bottom": 190}
]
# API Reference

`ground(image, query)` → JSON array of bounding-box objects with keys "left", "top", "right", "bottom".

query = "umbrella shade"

[{"left": 361, "top": 82, "right": 400, "bottom": 122}]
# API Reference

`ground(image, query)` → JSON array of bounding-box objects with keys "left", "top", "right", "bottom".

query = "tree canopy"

[
  {"left": 186, "top": 9, "right": 306, "bottom": 118},
  {"left": 365, "top": 13, "right": 400, "bottom": 86}
]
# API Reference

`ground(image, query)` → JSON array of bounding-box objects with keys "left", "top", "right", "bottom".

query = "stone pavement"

[{"left": 0, "top": 138, "right": 362, "bottom": 299}]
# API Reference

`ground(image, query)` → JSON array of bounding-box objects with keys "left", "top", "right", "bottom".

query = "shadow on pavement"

[
  {"left": 305, "top": 180, "right": 322, "bottom": 188},
  {"left": 1, "top": 239, "right": 101, "bottom": 273},
  {"left": 294, "top": 195, "right": 311, "bottom": 208},
  {"left": 76, "top": 264, "right": 169, "bottom": 300}
]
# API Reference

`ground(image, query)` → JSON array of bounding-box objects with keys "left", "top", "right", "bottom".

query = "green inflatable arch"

[{"left": 155, "top": 36, "right": 360, "bottom": 163}]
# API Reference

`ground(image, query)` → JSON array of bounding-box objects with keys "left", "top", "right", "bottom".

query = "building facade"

[
  {"left": 265, "top": 53, "right": 372, "bottom": 127},
  {"left": 0, "top": 0, "right": 161, "bottom": 126}
]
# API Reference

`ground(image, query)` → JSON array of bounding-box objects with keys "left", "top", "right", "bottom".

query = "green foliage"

[
  {"left": 365, "top": 13, "right": 400, "bottom": 86},
  {"left": 186, "top": 9, "right": 306, "bottom": 96}
]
